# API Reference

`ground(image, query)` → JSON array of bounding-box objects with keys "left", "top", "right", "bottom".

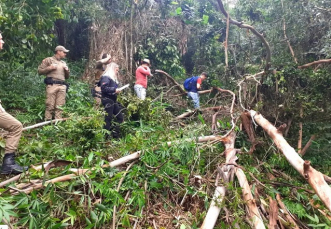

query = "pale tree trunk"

[
  {"left": 200, "top": 187, "right": 226, "bottom": 229},
  {"left": 235, "top": 168, "right": 265, "bottom": 229},
  {"left": 249, "top": 110, "right": 331, "bottom": 211},
  {"left": 201, "top": 132, "right": 265, "bottom": 229},
  {"left": 297, "top": 106, "right": 303, "bottom": 154},
  {"left": 201, "top": 132, "right": 237, "bottom": 229}
]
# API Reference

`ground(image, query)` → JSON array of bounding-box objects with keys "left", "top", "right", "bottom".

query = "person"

[
  {"left": 0, "top": 32, "right": 27, "bottom": 174},
  {"left": 99, "top": 62, "right": 124, "bottom": 139},
  {"left": 38, "top": 45, "right": 70, "bottom": 120},
  {"left": 134, "top": 59, "right": 153, "bottom": 100},
  {"left": 92, "top": 54, "right": 112, "bottom": 107},
  {"left": 185, "top": 72, "right": 208, "bottom": 109}
]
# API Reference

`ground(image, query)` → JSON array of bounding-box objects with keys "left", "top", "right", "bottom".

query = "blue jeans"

[
  {"left": 188, "top": 92, "right": 200, "bottom": 109},
  {"left": 134, "top": 84, "right": 146, "bottom": 100}
]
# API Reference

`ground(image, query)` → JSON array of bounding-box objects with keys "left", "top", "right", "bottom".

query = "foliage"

[{"left": 1, "top": 0, "right": 331, "bottom": 227}]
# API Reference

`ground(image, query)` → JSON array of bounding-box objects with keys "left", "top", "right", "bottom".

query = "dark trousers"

[{"left": 102, "top": 98, "right": 124, "bottom": 138}]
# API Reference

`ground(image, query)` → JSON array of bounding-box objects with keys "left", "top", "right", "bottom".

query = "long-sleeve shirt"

[
  {"left": 135, "top": 66, "right": 151, "bottom": 88},
  {"left": 38, "top": 55, "right": 69, "bottom": 81},
  {"left": 94, "top": 59, "right": 109, "bottom": 84},
  {"left": 99, "top": 76, "right": 118, "bottom": 101}
]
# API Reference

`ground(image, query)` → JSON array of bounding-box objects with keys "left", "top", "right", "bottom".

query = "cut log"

[
  {"left": 201, "top": 132, "right": 237, "bottom": 229},
  {"left": 202, "top": 132, "right": 264, "bottom": 229},
  {"left": 200, "top": 187, "right": 226, "bottom": 229},
  {"left": 235, "top": 168, "right": 265, "bottom": 228},
  {"left": 249, "top": 110, "right": 331, "bottom": 211}
]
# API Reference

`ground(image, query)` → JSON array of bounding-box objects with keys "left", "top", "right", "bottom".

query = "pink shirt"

[{"left": 135, "top": 66, "right": 151, "bottom": 88}]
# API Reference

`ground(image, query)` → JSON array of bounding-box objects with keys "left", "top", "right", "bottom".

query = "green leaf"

[
  {"left": 176, "top": 7, "right": 182, "bottom": 15},
  {"left": 95, "top": 204, "right": 108, "bottom": 213},
  {"left": 202, "top": 15, "right": 209, "bottom": 24},
  {"left": 122, "top": 214, "right": 131, "bottom": 227},
  {"left": 90, "top": 210, "right": 98, "bottom": 223},
  {"left": 88, "top": 152, "right": 94, "bottom": 162}
]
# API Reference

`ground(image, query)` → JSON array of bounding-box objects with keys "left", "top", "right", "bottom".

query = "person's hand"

[
  {"left": 64, "top": 66, "right": 70, "bottom": 72},
  {"left": 106, "top": 54, "right": 111, "bottom": 61},
  {"left": 115, "top": 89, "right": 121, "bottom": 94},
  {"left": 49, "top": 63, "right": 58, "bottom": 70},
  {"left": 149, "top": 73, "right": 153, "bottom": 77}
]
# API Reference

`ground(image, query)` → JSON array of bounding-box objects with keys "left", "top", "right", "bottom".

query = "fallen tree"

[
  {"left": 248, "top": 110, "right": 331, "bottom": 211},
  {"left": 201, "top": 131, "right": 265, "bottom": 229}
]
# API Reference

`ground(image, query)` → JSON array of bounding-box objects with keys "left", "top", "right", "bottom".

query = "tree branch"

[
  {"left": 300, "top": 135, "right": 316, "bottom": 156},
  {"left": 215, "top": 0, "right": 271, "bottom": 70},
  {"left": 155, "top": 69, "right": 186, "bottom": 94},
  {"left": 298, "top": 59, "right": 331, "bottom": 69}
]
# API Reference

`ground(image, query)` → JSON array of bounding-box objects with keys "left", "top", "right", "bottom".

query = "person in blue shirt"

[
  {"left": 99, "top": 63, "right": 124, "bottom": 139},
  {"left": 187, "top": 72, "right": 208, "bottom": 109}
]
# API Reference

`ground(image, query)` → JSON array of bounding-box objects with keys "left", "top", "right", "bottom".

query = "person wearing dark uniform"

[
  {"left": 99, "top": 62, "right": 124, "bottom": 139},
  {"left": 93, "top": 54, "right": 112, "bottom": 107},
  {"left": 0, "top": 32, "right": 28, "bottom": 174},
  {"left": 38, "top": 46, "right": 70, "bottom": 120}
]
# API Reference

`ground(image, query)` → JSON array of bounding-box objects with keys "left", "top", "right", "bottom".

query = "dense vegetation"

[{"left": 0, "top": 0, "right": 331, "bottom": 228}]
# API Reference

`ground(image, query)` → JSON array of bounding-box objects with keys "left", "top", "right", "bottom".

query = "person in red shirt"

[{"left": 134, "top": 59, "right": 153, "bottom": 100}]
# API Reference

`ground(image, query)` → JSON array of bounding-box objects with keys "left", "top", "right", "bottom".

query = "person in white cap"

[
  {"left": 38, "top": 45, "right": 70, "bottom": 120},
  {"left": 134, "top": 59, "right": 153, "bottom": 100}
]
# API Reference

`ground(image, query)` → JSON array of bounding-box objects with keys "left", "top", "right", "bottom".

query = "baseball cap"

[
  {"left": 142, "top": 59, "right": 151, "bottom": 65},
  {"left": 55, "top": 45, "right": 69, "bottom": 52}
]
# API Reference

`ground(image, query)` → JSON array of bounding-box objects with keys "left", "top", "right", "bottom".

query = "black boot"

[{"left": 1, "top": 153, "right": 28, "bottom": 175}]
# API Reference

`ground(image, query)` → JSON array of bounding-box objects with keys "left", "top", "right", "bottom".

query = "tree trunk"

[
  {"left": 249, "top": 110, "right": 331, "bottom": 211},
  {"left": 200, "top": 187, "right": 226, "bottom": 229},
  {"left": 235, "top": 168, "right": 265, "bottom": 228}
]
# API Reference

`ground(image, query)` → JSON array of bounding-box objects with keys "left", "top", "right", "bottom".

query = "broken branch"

[{"left": 298, "top": 59, "right": 331, "bottom": 69}]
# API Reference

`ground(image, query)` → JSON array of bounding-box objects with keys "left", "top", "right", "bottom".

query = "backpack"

[{"left": 183, "top": 76, "right": 198, "bottom": 91}]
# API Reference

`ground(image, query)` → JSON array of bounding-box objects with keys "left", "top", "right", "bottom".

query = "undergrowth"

[{"left": 0, "top": 62, "right": 330, "bottom": 228}]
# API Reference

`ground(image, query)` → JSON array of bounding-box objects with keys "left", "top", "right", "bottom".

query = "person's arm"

[
  {"left": 38, "top": 58, "right": 57, "bottom": 75},
  {"left": 63, "top": 62, "right": 70, "bottom": 79},
  {"left": 96, "top": 54, "right": 111, "bottom": 66},
  {"left": 196, "top": 78, "right": 202, "bottom": 89},
  {"left": 100, "top": 77, "right": 117, "bottom": 95},
  {"left": 138, "top": 66, "right": 151, "bottom": 76}
]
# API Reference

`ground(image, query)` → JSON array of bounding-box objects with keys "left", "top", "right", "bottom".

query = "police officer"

[
  {"left": 0, "top": 32, "right": 28, "bottom": 174},
  {"left": 38, "top": 46, "right": 70, "bottom": 120}
]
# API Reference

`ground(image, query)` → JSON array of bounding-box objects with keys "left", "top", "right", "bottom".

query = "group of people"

[
  {"left": 0, "top": 29, "right": 207, "bottom": 174},
  {"left": 92, "top": 55, "right": 207, "bottom": 140}
]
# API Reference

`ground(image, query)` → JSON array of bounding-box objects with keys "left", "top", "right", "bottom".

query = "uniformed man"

[
  {"left": 93, "top": 54, "right": 112, "bottom": 107},
  {"left": 38, "top": 46, "right": 70, "bottom": 120},
  {"left": 0, "top": 32, "right": 28, "bottom": 174}
]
